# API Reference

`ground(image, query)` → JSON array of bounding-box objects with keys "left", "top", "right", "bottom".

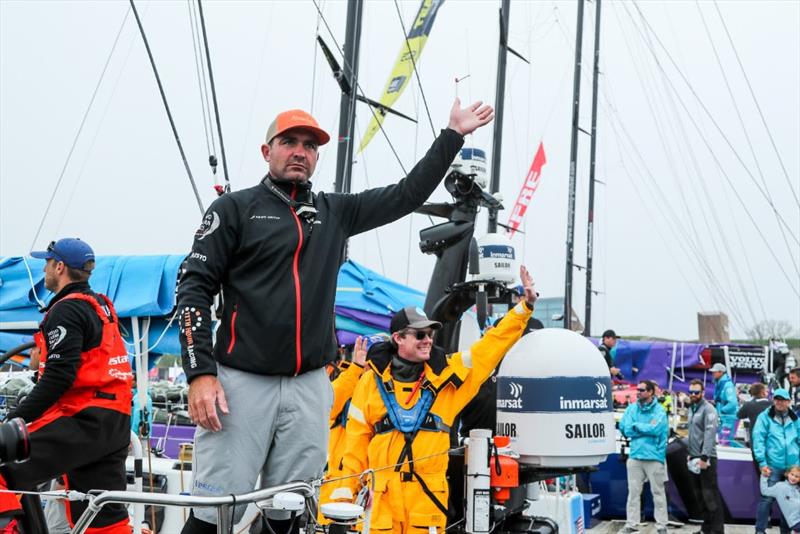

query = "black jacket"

[
  {"left": 178, "top": 129, "right": 464, "bottom": 382},
  {"left": 737, "top": 398, "right": 770, "bottom": 444},
  {"left": 11, "top": 282, "right": 103, "bottom": 423}
]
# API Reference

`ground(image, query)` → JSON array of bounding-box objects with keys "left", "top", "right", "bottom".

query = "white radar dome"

[
  {"left": 449, "top": 147, "right": 488, "bottom": 189},
  {"left": 495, "top": 328, "right": 615, "bottom": 467},
  {"left": 474, "top": 232, "right": 518, "bottom": 284}
]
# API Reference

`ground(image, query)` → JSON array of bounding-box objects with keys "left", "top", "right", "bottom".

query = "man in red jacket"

[{"left": 0, "top": 238, "right": 132, "bottom": 533}]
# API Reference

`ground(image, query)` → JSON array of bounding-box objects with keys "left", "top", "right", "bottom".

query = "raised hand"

[
  {"left": 448, "top": 98, "right": 494, "bottom": 136},
  {"left": 353, "top": 336, "right": 368, "bottom": 367},
  {"left": 519, "top": 265, "right": 538, "bottom": 307}
]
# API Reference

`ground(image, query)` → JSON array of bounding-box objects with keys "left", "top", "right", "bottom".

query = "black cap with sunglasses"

[{"left": 390, "top": 306, "right": 442, "bottom": 334}]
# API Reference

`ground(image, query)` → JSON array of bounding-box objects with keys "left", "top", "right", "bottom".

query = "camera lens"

[{"left": 0, "top": 418, "right": 30, "bottom": 464}]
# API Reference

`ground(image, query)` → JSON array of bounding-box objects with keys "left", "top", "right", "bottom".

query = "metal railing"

[{"left": 71, "top": 481, "right": 316, "bottom": 534}]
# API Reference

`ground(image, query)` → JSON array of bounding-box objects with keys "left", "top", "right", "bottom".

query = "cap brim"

[
  {"left": 272, "top": 125, "right": 330, "bottom": 146},
  {"left": 30, "top": 251, "right": 52, "bottom": 260},
  {"left": 407, "top": 320, "right": 442, "bottom": 330},
  {"left": 774, "top": 395, "right": 790, "bottom": 400}
]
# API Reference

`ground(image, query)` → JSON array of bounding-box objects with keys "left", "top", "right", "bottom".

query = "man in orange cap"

[{"left": 178, "top": 99, "right": 493, "bottom": 533}]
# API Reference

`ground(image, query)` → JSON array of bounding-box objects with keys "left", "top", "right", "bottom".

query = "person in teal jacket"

[
  {"left": 710, "top": 363, "right": 738, "bottom": 442},
  {"left": 752, "top": 389, "right": 800, "bottom": 534},
  {"left": 619, "top": 380, "right": 669, "bottom": 534}
]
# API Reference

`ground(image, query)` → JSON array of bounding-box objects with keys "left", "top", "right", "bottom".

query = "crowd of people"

[
  {"left": 2, "top": 99, "right": 798, "bottom": 534},
  {"left": 605, "top": 339, "right": 800, "bottom": 534}
]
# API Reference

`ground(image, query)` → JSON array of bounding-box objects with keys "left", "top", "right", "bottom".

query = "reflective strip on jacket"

[
  {"left": 752, "top": 406, "right": 800, "bottom": 470},
  {"left": 334, "top": 302, "right": 533, "bottom": 532},
  {"left": 619, "top": 398, "right": 668, "bottom": 462}
]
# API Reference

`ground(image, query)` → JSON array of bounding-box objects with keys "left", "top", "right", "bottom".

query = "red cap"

[{"left": 265, "top": 109, "right": 330, "bottom": 146}]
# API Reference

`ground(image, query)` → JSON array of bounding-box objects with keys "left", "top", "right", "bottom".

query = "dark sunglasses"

[
  {"left": 688, "top": 390, "right": 703, "bottom": 395},
  {"left": 45, "top": 241, "right": 68, "bottom": 265},
  {"left": 405, "top": 329, "right": 433, "bottom": 340},
  {"left": 637, "top": 388, "right": 649, "bottom": 393}
]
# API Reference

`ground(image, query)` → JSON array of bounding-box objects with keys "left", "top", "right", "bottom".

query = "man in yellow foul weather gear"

[
  {"left": 328, "top": 266, "right": 538, "bottom": 534},
  {"left": 318, "top": 337, "right": 370, "bottom": 519}
]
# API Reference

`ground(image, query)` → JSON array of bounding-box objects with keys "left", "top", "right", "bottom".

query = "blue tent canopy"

[{"left": 0, "top": 255, "right": 425, "bottom": 355}]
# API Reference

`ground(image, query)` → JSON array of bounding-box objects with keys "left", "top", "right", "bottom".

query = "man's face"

[
  {"left": 637, "top": 383, "right": 654, "bottom": 404},
  {"left": 774, "top": 398, "right": 791, "bottom": 413},
  {"left": 789, "top": 372, "right": 800, "bottom": 387},
  {"left": 712, "top": 370, "right": 724, "bottom": 381},
  {"left": 603, "top": 336, "right": 616, "bottom": 348},
  {"left": 393, "top": 328, "right": 434, "bottom": 363},
  {"left": 261, "top": 129, "right": 320, "bottom": 182},
  {"left": 688, "top": 386, "right": 704, "bottom": 404},
  {"left": 43, "top": 259, "right": 61, "bottom": 292}
]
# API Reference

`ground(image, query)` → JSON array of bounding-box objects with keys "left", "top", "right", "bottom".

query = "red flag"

[{"left": 506, "top": 142, "right": 547, "bottom": 237}]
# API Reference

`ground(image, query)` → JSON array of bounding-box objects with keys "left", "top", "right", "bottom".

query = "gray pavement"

[{"left": 591, "top": 520, "right": 765, "bottom": 533}]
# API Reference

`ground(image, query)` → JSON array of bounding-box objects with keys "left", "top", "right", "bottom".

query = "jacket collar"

[
  {"left": 367, "top": 341, "right": 450, "bottom": 382},
  {"left": 46, "top": 281, "right": 92, "bottom": 312},
  {"left": 768, "top": 405, "right": 798, "bottom": 422},
  {"left": 263, "top": 174, "right": 313, "bottom": 199}
]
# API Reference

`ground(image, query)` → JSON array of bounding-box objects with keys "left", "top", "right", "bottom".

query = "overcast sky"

[{"left": 1, "top": 0, "right": 798, "bottom": 340}]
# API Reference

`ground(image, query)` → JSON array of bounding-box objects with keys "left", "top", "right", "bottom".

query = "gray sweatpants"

[
  {"left": 625, "top": 458, "right": 668, "bottom": 529},
  {"left": 190, "top": 364, "right": 333, "bottom": 525}
]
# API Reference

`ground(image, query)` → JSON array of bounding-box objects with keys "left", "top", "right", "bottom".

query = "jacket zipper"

[
  {"left": 227, "top": 305, "right": 238, "bottom": 354},
  {"left": 289, "top": 184, "right": 304, "bottom": 375}
]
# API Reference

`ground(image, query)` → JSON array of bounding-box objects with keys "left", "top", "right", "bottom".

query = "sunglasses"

[
  {"left": 46, "top": 241, "right": 64, "bottom": 262},
  {"left": 688, "top": 390, "right": 703, "bottom": 395},
  {"left": 637, "top": 388, "right": 649, "bottom": 393},
  {"left": 404, "top": 329, "right": 433, "bottom": 340}
]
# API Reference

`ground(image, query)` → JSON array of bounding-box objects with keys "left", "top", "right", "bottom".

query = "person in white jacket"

[{"left": 760, "top": 465, "right": 800, "bottom": 533}]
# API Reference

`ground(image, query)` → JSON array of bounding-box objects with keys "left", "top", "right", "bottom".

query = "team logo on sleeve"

[
  {"left": 195, "top": 211, "right": 220, "bottom": 241},
  {"left": 47, "top": 326, "right": 67, "bottom": 348}
]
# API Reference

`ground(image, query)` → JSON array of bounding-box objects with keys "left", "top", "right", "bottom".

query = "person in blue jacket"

[
  {"left": 711, "top": 363, "right": 738, "bottom": 441},
  {"left": 752, "top": 388, "right": 800, "bottom": 534},
  {"left": 760, "top": 466, "right": 800, "bottom": 534},
  {"left": 619, "top": 380, "right": 669, "bottom": 534}
]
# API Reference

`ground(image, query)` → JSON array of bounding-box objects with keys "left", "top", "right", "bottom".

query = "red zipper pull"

[{"left": 404, "top": 371, "right": 426, "bottom": 405}]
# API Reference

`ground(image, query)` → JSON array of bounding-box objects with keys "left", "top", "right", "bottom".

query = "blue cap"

[
  {"left": 773, "top": 388, "right": 791, "bottom": 400},
  {"left": 31, "top": 238, "right": 95, "bottom": 270}
]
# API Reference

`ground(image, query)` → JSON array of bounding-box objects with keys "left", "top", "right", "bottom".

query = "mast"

[
  {"left": 334, "top": 0, "right": 364, "bottom": 194},
  {"left": 583, "top": 0, "right": 602, "bottom": 337},
  {"left": 487, "top": 0, "right": 511, "bottom": 234},
  {"left": 563, "top": 0, "right": 586, "bottom": 330}
]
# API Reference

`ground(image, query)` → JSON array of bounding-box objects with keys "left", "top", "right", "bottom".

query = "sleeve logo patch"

[
  {"left": 195, "top": 211, "right": 220, "bottom": 241},
  {"left": 47, "top": 326, "right": 67, "bottom": 348}
]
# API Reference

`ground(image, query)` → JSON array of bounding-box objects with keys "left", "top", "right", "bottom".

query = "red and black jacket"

[
  {"left": 10, "top": 282, "right": 132, "bottom": 429},
  {"left": 178, "top": 128, "right": 464, "bottom": 382}
]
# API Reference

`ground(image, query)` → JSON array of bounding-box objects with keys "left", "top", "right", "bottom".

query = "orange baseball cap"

[{"left": 265, "top": 109, "right": 330, "bottom": 146}]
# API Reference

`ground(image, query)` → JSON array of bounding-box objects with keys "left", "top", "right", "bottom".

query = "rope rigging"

[
  {"left": 619, "top": 2, "right": 800, "bottom": 298},
  {"left": 186, "top": 0, "right": 215, "bottom": 157},
  {"left": 631, "top": 2, "right": 799, "bottom": 248},
  {"left": 311, "top": 0, "right": 409, "bottom": 177},
  {"left": 600, "top": 14, "right": 749, "bottom": 327},
  {"left": 615, "top": 3, "right": 754, "bottom": 329},
  {"left": 130, "top": 0, "right": 205, "bottom": 215},
  {"left": 30, "top": 7, "right": 131, "bottom": 251},
  {"left": 712, "top": 0, "right": 800, "bottom": 211},
  {"left": 196, "top": 0, "right": 231, "bottom": 196}
]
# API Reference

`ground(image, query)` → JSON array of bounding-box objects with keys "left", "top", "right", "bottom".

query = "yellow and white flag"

[{"left": 357, "top": 0, "right": 445, "bottom": 153}]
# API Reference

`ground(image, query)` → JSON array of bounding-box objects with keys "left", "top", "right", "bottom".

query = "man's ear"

[{"left": 261, "top": 143, "right": 270, "bottom": 162}]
